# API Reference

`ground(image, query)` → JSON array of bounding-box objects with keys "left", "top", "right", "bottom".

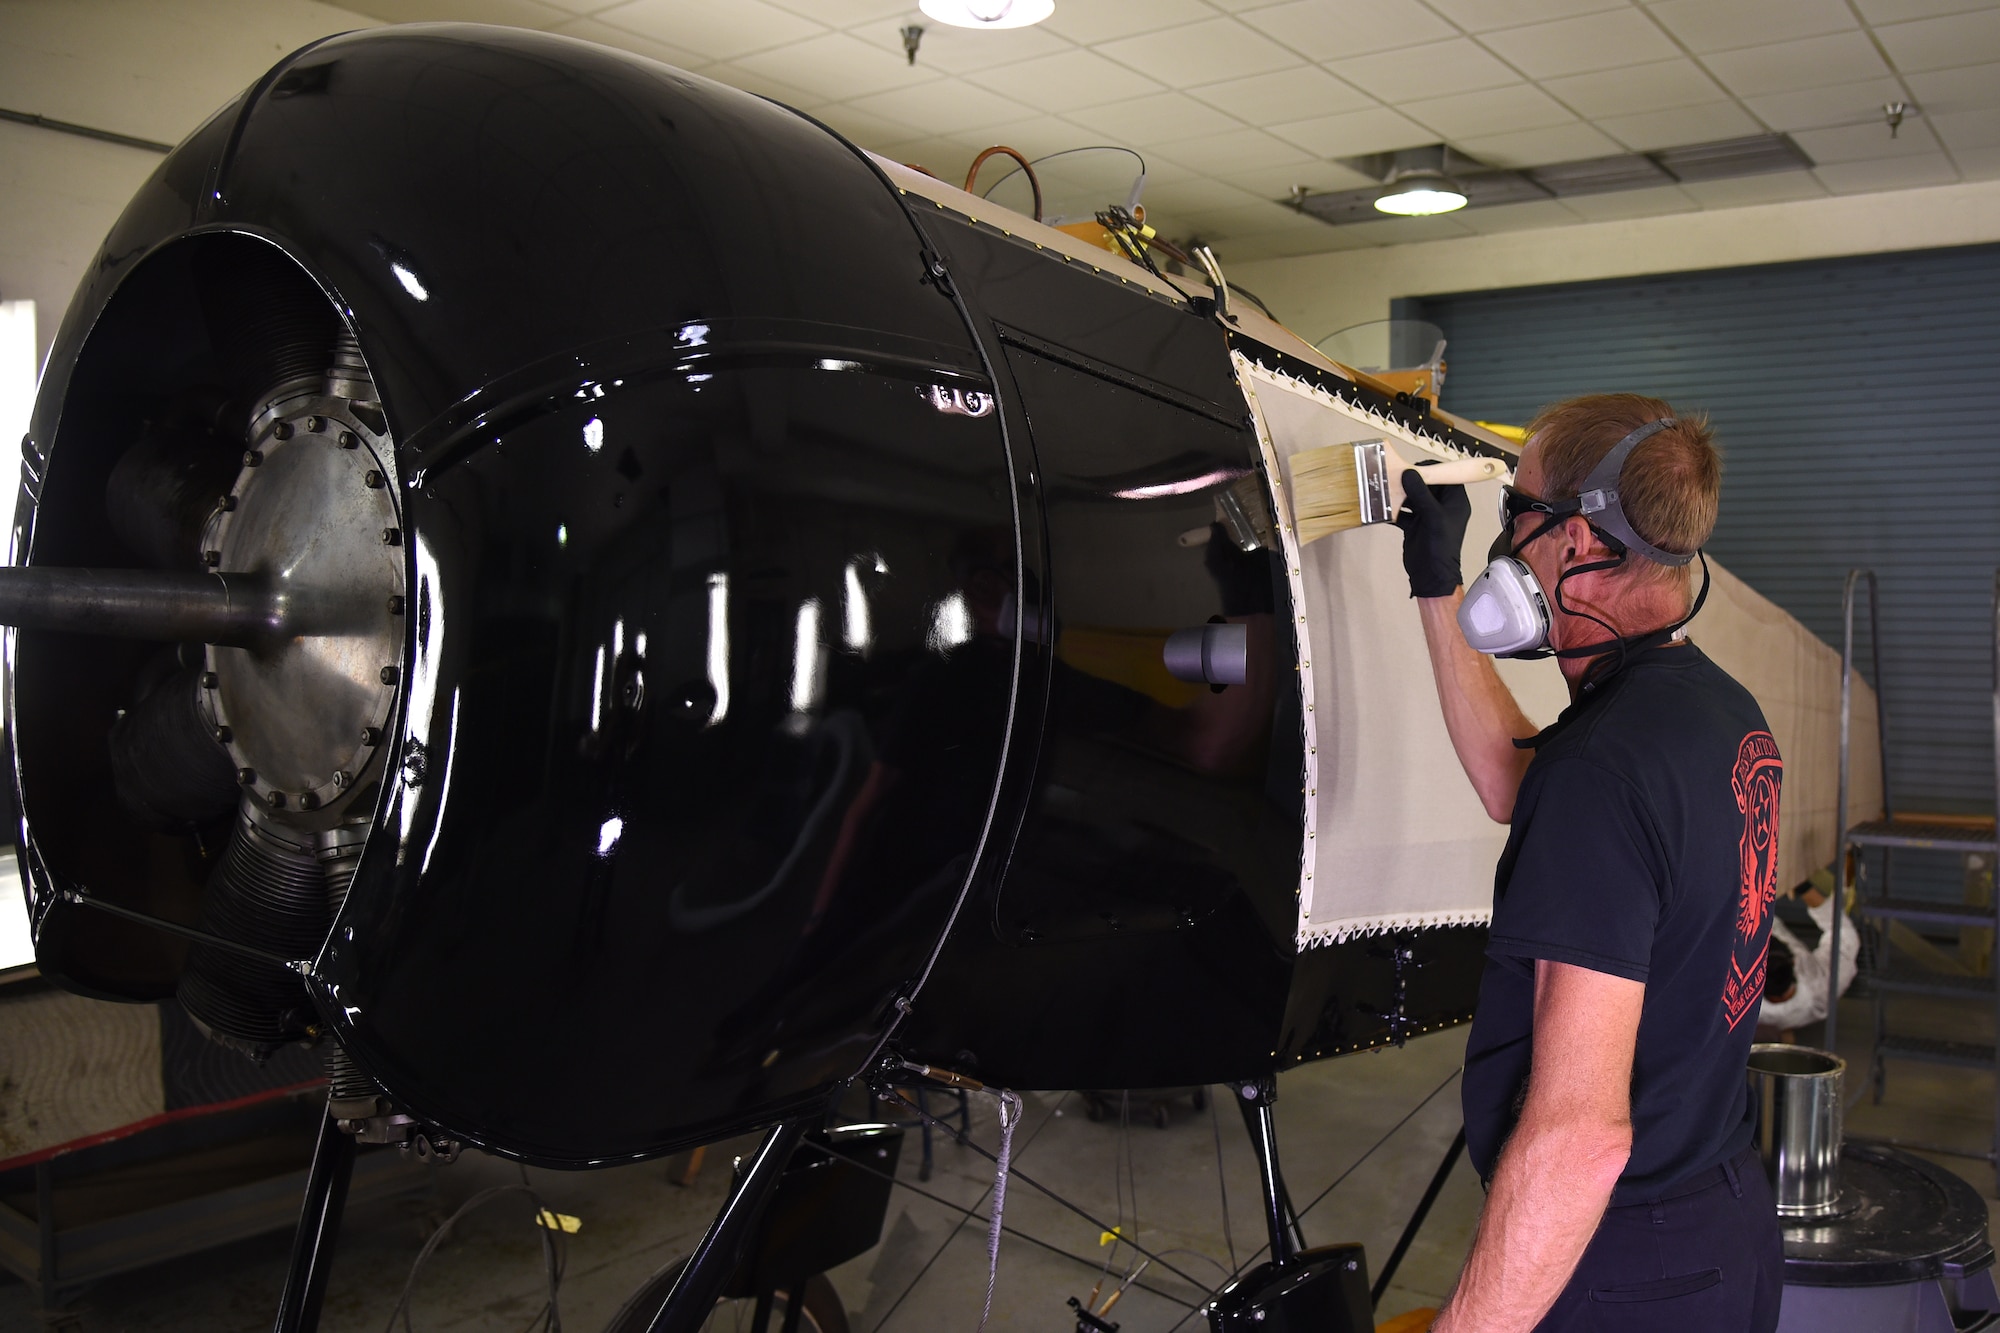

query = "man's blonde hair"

[{"left": 1527, "top": 393, "right": 1720, "bottom": 595}]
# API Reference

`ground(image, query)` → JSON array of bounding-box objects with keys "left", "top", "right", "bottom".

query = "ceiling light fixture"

[
  {"left": 918, "top": 0, "right": 1055, "bottom": 30},
  {"left": 1374, "top": 168, "right": 1466, "bottom": 217}
]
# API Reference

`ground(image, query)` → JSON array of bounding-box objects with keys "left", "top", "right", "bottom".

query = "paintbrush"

[{"left": 1288, "top": 438, "right": 1507, "bottom": 545}]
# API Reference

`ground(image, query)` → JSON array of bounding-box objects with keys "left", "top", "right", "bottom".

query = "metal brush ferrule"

[{"left": 1355, "top": 439, "right": 1393, "bottom": 525}]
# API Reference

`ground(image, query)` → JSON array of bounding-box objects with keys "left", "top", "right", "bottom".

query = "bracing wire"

[
  {"left": 873, "top": 1092, "right": 1071, "bottom": 1332},
  {"left": 891, "top": 1092, "right": 1211, "bottom": 1292},
  {"left": 827, "top": 1134, "right": 1199, "bottom": 1311},
  {"left": 1208, "top": 1087, "right": 1237, "bottom": 1271}
]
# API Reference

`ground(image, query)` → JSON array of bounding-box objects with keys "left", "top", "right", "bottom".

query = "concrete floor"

[{"left": 3, "top": 988, "right": 1995, "bottom": 1333}]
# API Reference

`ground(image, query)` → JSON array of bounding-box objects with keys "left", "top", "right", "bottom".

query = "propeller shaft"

[{"left": 0, "top": 567, "right": 288, "bottom": 646}]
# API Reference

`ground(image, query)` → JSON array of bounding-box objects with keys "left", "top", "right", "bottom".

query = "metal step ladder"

[{"left": 1833, "top": 570, "right": 2000, "bottom": 1190}]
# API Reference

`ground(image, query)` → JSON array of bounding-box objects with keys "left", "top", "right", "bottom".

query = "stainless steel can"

[{"left": 1747, "top": 1044, "right": 1844, "bottom": 1219}]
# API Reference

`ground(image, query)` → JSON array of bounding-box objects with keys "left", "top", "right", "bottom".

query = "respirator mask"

[{"left": 1457, "top": 419, "right": 1710, "bottom": 670}]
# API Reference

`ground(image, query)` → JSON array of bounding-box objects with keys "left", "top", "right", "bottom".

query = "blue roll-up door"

[{"left": 1418, "top": 244, "right": 2000, "bottom": 824}]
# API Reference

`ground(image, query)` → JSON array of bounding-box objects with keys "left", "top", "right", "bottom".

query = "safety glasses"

[{"left": 1498, "top": 484, "right": 1565, "bottom": 530}]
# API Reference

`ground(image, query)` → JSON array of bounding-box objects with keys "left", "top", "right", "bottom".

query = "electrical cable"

[
  {"left": 1159, "top": 1066, "right": 1464, "bottom": 1333},
  {"left": 381, "top": 1180, "right": 566, "bottom": 1333}
]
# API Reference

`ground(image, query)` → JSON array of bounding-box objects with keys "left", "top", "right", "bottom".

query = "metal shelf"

[
  {"left": 1834, "top": 568, "right": 2000, "bottom": 1195},
  {"left": 1876, "top": 1033, "right": 1999, "bottom": 1070},
  {"left": 1858, "top": 897, "right": 1999, "bottom": 928},
  {"left": 1848, "top": 817, "right": 1998, "bottom": 855}
]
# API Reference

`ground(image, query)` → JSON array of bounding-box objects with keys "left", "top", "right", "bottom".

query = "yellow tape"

[{"left": 535, "top": 1209, "right": 582, "bottom": 1234}]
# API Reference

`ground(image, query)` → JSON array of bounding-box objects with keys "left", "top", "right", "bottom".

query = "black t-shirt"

[{"left": 1461, "top": 642, "right": 1782, "bottom": 1204}]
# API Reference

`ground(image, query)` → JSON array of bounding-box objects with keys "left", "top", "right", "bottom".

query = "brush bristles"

[{"left": 1289, "top": 444, "right": 1368, "bottom": 544}]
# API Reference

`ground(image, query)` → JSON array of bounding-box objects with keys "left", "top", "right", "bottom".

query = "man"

[{"left": 1395, "top": 394, "right": 1783, "bottom": 1331}]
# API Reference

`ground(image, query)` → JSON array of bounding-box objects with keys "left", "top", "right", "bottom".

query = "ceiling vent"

[{"left": 1294, "top": 132, "right": 1814, "bottom": 227}]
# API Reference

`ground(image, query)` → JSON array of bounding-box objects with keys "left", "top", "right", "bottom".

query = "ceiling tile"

[
  {"left": 811, "top": 103, "right": 919, "bottom": 150},
  {"left": 548, "top": 15, "right": 707, "bottom": 66},
  {"left": 1813, "top": 152, "right": 1959, "bottom": 191},
  {"left": 1223, "top": 228, "right": 1369, "bottom": 260},
  {"left": 1556, "top": 183, "right": 1698, "bottom": 220},
  {"left": 1703, "top": 32, "right": 1892, "bottom": 97},
  {"left": 1929, "top": 108, "right": 2000, "bottom": 150},
  {"left": 878, "top": 133, "right": 964, "bottom": 163},
  {"left": 1166, "top": 127, "right": 1320, "bottom": 175},
  {"left": 1477, "top": 10, "right": 1681, "bottom": 79},
  {"left": 764, "top": 0, "right": 909, "bottom": 25},
  {"left": 1541, "top": 57, "right": 1729, "bottom": 115},
  {"left": 1875, "top": 9, "right": 2000, "bottom": 74},
  {"left": 1952, "top": 145, "right": 2000, "bottom": 179},
  {"left": 849, "top": 22, "right": 1071, "bottom": 74},
  {"left": 968, "top": 48, "right": 1166, "bottom": 111},
  {"left": 337, "top": 0, "right": 575, "bottom": 24},
  {"left": 1064, "top": 92, "right": 1248, "bottom": 147},
  {"left": 1187, "top": 65, "right": 1376, "bottom": 123},
  {"left": 1216, "top": 159, "right": 1381, "bottom": 195},
  {"left": 1454, "top": 198, "right": 1586, "bottom": 232},
  {"left": 1907, "top": 63, "right": 2000, "bottom": 115},
  {"left": 696, "top": 60, "right": 831, "bottom": 108},
  {"left": 732, "top": 31, "right": 930, "bottom": 100},
  {"left": 1097, "top": 17, "right": 1304, "bottom": 86},
  {"left": 1403, "top": 83, "right": 1577, "bottom": 139},
  {"left": 1178, "top": 199, "right": 1324, "bottom": 236},
  {"left": 976, "top": 114, "right": 1100, "bottom": 160},
  {"left": 1595, "top": 100, "right": 1763, "bottom": 149},
  {"left": 1236, "top": 0, "right": 1457, "bottom": 62},
  {"left": 1330, "top": 38, "right": 1522, "bottom": 102},
  {"left": 1268, "top": 105, "right": 1437, "bottom": 156},
  {"left": 1140, "top": 177, "right": 1274, "bottom": 215},
  {"left": 1853, "top": 0, "right": 1997, "bottom": 20},
  {"left": 1644, "top": 0, "right": 1856, "bottom": 54},
  {"left": 1422, "top": 0, "right": 1626, "bottom": 32},
  {"left": 591, "top": 0, "right": 826, "bottom": 60},
  {"left": 1337, "top": 214, "right": 1480, "bottom": 244},
  {"left": 1454, "top": 119, "right": 1625, "bottom": 165},
  {"left": 1040, "top": 0, "right": 1215, "bottom": 46},
  {"left": 1677, "top": 172, "right": 1828, "bottom": 206},
  {"left": 1741, "top": 77, "right": 1912, "bottom": 130},
  {"left": 844, "top": 80, "right": 1039, "bottom": 136},
  {"left": 1792, "top": 118, "right": 1941, "bottom": 163}
]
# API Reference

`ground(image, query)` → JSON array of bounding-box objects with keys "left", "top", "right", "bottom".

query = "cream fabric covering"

[{"left": 1234, "top": 358, "right": 1882, "bottom": 949}]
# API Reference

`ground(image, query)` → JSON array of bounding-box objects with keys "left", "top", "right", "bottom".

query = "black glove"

[{"left": 1394, "top": 468, "right": 1470, "bottom": 599}]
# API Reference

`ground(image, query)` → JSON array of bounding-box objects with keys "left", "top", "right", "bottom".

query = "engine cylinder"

[{"left": 176, "top": 809, "right": 329, "bottom": 1056}]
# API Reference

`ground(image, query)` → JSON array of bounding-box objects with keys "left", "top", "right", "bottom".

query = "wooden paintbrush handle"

[
  {"left": 1415, "top": 456, "right": 1508, "bottom": 486},
  {"left": 1385, "top": 453, "right": 1509, "bottom": 513}
]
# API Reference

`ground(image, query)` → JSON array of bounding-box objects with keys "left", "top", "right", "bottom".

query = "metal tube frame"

[
  {"left": 272, "top": 1096, "right": 358, "bottom": 1333},
  {"left": 643, "top": 1118, "right": 810, "bottom": 1333},
  {"left": 1832, "top": 568, "right": 1888, "bottom": 1058},
  {"left": 1234, "top": 1076, "right": 1301, "bottom": 1268}
]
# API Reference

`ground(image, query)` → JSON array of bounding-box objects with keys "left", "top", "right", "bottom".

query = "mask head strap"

[{"left": 1573, "top": 418, "right": 1693, "bottom": 568}]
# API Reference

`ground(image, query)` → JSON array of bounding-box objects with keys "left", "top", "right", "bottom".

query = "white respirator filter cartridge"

[{"left": 1458, "top": 557, "right": 1552, "bottom": 656}]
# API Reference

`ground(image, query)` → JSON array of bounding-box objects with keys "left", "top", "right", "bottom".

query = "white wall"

[
  {"left": 1233, "top": 177, "right": 2000, "bottom": 347},
  {"left": 0, "top": 0, "right": 381, "bottom": 364}
]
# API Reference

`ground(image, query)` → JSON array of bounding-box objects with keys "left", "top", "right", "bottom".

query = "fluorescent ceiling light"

[
  {"left": 1374, "top": 171, "right": 1466, "bottom": 216},
  {"left": 919, "top": 0, "right": 1055, "bottom": 29}
]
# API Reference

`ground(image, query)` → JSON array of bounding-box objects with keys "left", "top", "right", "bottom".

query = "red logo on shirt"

[{"left": 1722, "top": 730, "right": 1783, "bottom": 1030}]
